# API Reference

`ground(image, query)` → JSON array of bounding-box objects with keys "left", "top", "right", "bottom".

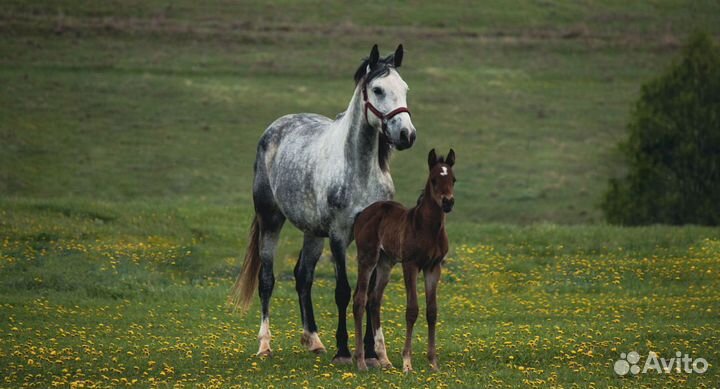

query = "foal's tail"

[{"left": 229, "top": 215, "right": 260, "bottom": 313}]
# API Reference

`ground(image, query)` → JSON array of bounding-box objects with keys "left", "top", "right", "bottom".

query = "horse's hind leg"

[
  {"left": 255, "top": 212, "right": 284, "bottom": 356},
  {"left": 369, "top": 255, "right": 394, "bottom": 369},
  {"left": 294, "top": 233, "right": 326, "bottom": 354},
  {"left": 254, "top": 175, "right": 285, "bottom": 357}
]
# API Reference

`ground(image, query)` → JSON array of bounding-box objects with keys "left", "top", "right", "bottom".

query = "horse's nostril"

[
  {"left": 399, "top": 128, "right": 408, "bottom": 141},
  {"left": 409, "top": 131, "right": 416, "bottom": 144}
]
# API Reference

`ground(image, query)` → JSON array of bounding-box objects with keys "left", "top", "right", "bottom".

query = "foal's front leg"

[
  {"left": 401, "top": 263, "right": 419, "bottom": 373},
  {"left": 424, "top": 265, "right": 442, "bottom": 371}
]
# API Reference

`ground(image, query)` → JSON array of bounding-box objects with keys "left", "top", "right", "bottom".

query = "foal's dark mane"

[
  {"left": 353, "top": 54, "right": 399, "bottom": 173},
  {"left": 415, "top": 191, "right": 425, "bottom": 206}
]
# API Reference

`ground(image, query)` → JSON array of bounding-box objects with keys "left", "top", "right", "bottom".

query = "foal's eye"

[
  {"left": 453, "top": 178, "right": 457, "bottom": 184},
  {"left": 372, "top": 87, "right": 383, "bottom": 96}
]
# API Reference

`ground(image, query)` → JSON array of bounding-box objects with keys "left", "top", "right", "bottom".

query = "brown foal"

[{"left": 353, "top": 148, "right": 456, "bottom": 372}]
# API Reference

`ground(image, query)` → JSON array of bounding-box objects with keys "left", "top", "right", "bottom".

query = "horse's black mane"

[
  {"left": 353, "top": 54, "right": 397, "bottom": 86},
  {"left": 353, "top": 54, "right": 397, "bottom": 172}
]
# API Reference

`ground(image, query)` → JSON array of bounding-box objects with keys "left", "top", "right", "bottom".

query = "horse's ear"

[
  {"left": 369, "top": 44, "right": 380, "bottom": 68},
  {"left": 394, "top": 44, "right": 404, "bottom": 68},
  {"left": 446, "top": 148, "right": 455, "bottom": 167},
  {"left": 428, "top": 149, "right": 438, "bottom": 170}
]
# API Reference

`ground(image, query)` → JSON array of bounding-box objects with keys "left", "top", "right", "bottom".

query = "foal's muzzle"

[{"left": 442, "top": 197, "right": 454, "bottom": 213}]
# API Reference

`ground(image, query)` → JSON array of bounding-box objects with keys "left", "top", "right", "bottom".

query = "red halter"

[{"left": 362, "top": 82, "right": 411, "bottom": 135}]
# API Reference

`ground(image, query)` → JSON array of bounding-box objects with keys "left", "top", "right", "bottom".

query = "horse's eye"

[
  {"left": 431, "top": 178, "right": 437, "bottom": 186},
  {"left": 453, "top": 178, "right": 457, "bottom": 184},
  {"left": 372, "top": 87, "right": 383, "bottom": 96}
]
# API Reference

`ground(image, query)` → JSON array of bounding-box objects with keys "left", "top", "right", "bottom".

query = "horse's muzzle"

[
  {"left": 442, "top": 197, "right": 454, "bottom": 213},
  {"left": 395, "top": 128, "right": 416, "bottom": 150}
]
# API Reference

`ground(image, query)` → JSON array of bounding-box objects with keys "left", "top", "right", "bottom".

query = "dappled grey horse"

[{"left": 231, "top": 44, "right": 416, "bottom": 363}]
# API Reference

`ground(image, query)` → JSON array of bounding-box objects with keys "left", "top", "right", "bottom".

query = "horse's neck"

[
  {"left": 413, "top": 183, "right": 445, "bottom": 234},
  {"left": 332, "top": 85, "right": 383, "bottom": 178}
]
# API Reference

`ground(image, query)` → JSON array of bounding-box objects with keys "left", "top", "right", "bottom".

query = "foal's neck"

[{"left": 414, "top": 182, "right": 445, "bottom": 234}]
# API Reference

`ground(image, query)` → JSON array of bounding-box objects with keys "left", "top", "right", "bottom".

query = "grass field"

[{"left": 2, "top": 1, "right": 720, "bottom": 387}]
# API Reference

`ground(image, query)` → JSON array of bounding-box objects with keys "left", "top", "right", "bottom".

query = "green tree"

[{"left": 602, "top": 31, "right": 720, "bottom": 225}]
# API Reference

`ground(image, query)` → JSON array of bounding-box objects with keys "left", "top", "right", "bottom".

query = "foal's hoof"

[
  {"left": 330, "top": 355, "right": 353, "bottom": 365},
  {"left": 379, "top": 359, "right": 394, "bottom": 369},
  {"left": 364, "top": 357, "right": 381, "bottom": 368},
  {"left": 300, "top": 332, "right": 327, "bottom": 354},
  {"left": 256, "top": 349, "right": 273, "bottom": 358}
]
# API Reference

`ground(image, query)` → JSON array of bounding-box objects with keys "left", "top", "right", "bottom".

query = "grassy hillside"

[
  {"left": 2, "top": 0, "right": 719, "bottom": 223},
  {"left": 2, "top": 198, "right": 719, "bottom": 387}
]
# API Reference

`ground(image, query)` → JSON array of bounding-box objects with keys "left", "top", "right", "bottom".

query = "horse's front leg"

[
  {"left": 423, "top": 265, "right": 442, "bottom": 371},
  {"left": 402, "top": 263, "right": 419, "bottom": 373},
  {"left": 362, "top": 269, "right": 380, "bottom": 367},
  {"left": 329, "top": 237, "right": 353, "bottom": 364},
  {"left": 294, "top": 233, "right": 326, "bottom": 354}
]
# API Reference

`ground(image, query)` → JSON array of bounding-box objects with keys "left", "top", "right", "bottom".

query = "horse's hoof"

[
  {"left": 430, "top": 363, "right": 440, "bottom": 372},
  {"left": 331, "top": 355, "right": 353, "bottom": 365},
  {"left": 256, "top": 349, "right": 273, "bottom": 358},
  {"left": 364, "top": 357, "right": 381, "bottom": 368},
  {"left": 300, "top": 332, "right": 326, "bottom": 354},
  {"left": 357, "top": 362, "right": 368, "bottom": 372},
  {"left": 403, "top": 366, "right": 413, "bottom": 373}
]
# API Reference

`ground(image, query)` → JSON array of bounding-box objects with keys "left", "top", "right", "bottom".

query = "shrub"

[{"left": 602, "top": 31, "right": 720, "bottom": 225}]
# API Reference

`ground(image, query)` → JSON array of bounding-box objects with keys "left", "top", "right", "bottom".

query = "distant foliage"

[{"left": 602, "top": 31, "right": 720, "bottom": 225}]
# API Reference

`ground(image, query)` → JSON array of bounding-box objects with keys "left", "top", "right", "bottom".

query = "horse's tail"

[{"left": 229, "top": 215, "right": 260, "bottom": 313}]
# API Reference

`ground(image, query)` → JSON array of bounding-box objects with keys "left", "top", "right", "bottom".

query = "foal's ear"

[
  {"left": 369, "top": 44, "right": 380, "bottom": 68},
  {"left": 446, "top": 148, "right": 455, "bottom": 167},
  {"left": 393, "top": 44, "right": 404, "bottom": 68},
  {"left": 428, "top": 148, "right": 438, "bottom": 170}
]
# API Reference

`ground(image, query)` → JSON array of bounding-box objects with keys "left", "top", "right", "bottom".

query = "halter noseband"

[{"left": 361, "top": 81, "right": 411, "bottom": 135}]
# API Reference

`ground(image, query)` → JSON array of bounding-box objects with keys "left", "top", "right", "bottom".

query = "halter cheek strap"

[{"left": 362, "top": 83, "right": 411, "bottom": 134}]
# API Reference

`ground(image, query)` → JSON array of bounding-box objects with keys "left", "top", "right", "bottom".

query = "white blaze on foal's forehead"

[{"left": 440, "top": 166, "right": 448, "bottom": 176}]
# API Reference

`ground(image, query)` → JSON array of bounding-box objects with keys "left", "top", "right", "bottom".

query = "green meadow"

[{"left": 1, "top": 1, "right": 719, "bottom": 387}]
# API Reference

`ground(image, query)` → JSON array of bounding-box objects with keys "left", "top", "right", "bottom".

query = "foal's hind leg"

[
  {"left": 294, "top": 233, "right": 326, "bottom": 354},
  {"left": 369, "top": 255, "right": 394, "bottom": 369},
  {"left": 353, "top": 253, "right": 378, "bottom": 371},
  {"left": 362, "top": 269, "right": 380, "bottom": 367}
]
